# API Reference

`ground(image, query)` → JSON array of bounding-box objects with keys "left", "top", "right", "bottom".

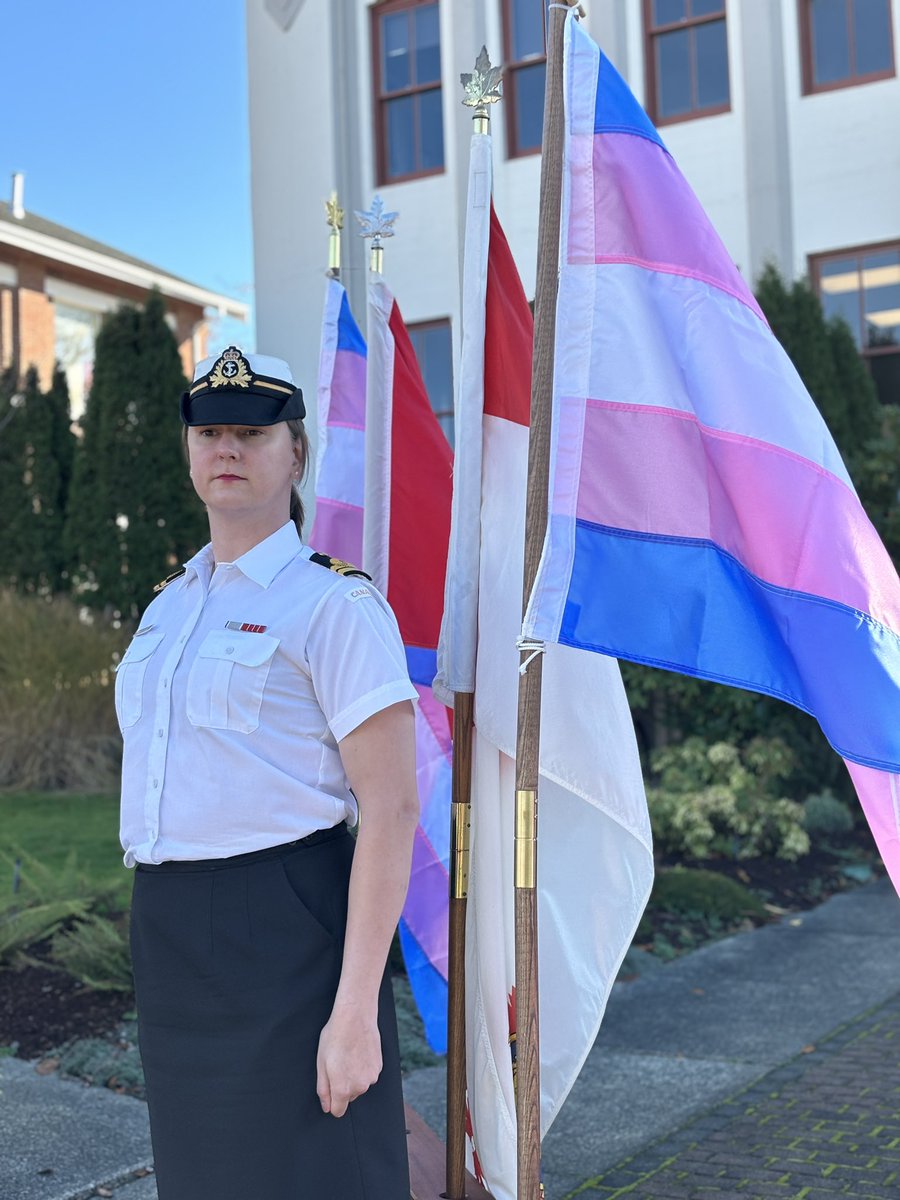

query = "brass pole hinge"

[
  {"left": 450, "top": 801, "right": 471, "bottom": 899},
  {"left": 515, "top": 788, "right": 537, "bottom": 889}
]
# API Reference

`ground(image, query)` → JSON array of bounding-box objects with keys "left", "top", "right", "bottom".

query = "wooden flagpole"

[
  {"left": 446, "top": 690, "right": 473, "bottom": 1199},
  {"left": 444, "top": 52, "right": 503, "bottom": 1199},
  {"left": 514, "top": 3, "right": 575, "bottom": 1197},
  {"left": 354, "top": 193, "right": 490, "bottom": 1200}
]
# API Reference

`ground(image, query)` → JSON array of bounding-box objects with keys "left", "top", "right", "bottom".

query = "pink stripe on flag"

[
  {"left": 308, "top": 500, "right": 363, "bottom": 568},
  {"left": 576, "top": 399, "right": 900, "bottom": 632},
  {"left": 327, "top": 351, "right": 367, "bottom": 428},
  {"left": 844, "top": 760, "right": 900, "bottom": 896},
  {"left": 403, "top": 827, "right": 449, "bottom": 979},
  {"left": 585, "top": 133, "right": 763, "bottom": 321}
]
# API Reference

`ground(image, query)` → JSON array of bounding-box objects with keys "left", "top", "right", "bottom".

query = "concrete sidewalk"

[{"left": 2, "top": 879, "right": 899, "bottom": 1200}]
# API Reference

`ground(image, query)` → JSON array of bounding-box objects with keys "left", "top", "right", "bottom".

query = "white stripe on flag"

[{"left": 363, "top": 278, "right": 395, "bottom": 594}]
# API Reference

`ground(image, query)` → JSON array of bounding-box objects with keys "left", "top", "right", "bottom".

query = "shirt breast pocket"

[
  {"left": 186, "top": 630, "right": 280, "bottom": 734},
  {"left": 115, "top": 630, "right": 165, "bottom": 729}
]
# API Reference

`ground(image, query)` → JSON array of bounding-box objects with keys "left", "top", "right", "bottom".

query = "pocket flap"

[
  {"left": 117, "top": 630, "right": 164, "bottom": 668},
  {"left": 197, "top": 629, "right": 280, "bottom": 667}
]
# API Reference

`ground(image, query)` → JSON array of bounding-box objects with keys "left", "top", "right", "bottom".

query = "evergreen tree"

[
  {"left": 67, "top": 291, "right": 207, "bottom": 617},
  {"left": 13, "top": 366, "right": 67, "bottom": 593},
  {"left": 48, "top": 365, "right": 75, "bottom": 529},
  {"left": 0, "top": 366, "right": 26, "bottom": 588}
]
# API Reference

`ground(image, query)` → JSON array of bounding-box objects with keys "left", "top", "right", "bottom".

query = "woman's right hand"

[{"left": 316, "top": 999, "right": 383, "bottom": 1117}]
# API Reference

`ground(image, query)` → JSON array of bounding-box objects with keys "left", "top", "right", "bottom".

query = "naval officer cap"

[{"left": 181, "top": 346, "right": 305, "bottom": 426}]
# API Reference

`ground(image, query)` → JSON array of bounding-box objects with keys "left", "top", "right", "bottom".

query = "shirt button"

[
  {"left": 163, "top": 679, "right": 169, "bottom": 688},
  {"left": 157, "top": 729, "right": 164, "bottom": 738},
  {"left": 226, "top": 646, "right": 234, "bottom": 654},
  {"left": 153, "top": 779, "right": 159, "bottom": 788}
]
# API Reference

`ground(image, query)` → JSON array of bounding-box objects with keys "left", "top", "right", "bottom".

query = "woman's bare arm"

[{"left": 316, "top": 699, "right": 419, "bottom": 1117}]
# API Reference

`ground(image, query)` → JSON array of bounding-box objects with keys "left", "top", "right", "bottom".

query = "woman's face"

[{"left": 187, "top": 422, "right": 303, "bottom": 525}]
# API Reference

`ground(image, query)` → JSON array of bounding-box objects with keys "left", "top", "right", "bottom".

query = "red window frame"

[
  {"left": 501, "top": 0, "right": 547, "bottom": 159},
  {"left": 810, "top": 240, "right": 900, "bottom": 400},
  {"left": 371, "top": 0, "right": 444, "bottom": 185},
  {"left": 643, "top": 0, "right": 731, "bottom": 127},
  {"left": 799, "top": 0, "right": 896, "bottom": 95}
]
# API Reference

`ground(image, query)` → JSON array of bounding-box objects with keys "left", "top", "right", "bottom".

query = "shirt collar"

[
  {"left": 233, "top": 521, "right": 303, "bottom": 588},
  {"left": 183, "top": 522, "right": 303, "bottom": 590}
]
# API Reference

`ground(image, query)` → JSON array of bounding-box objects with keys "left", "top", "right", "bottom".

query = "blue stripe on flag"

[
  {"left": 405, "top": 645, "right": 437, "bottom": 688},
  {"left": 560, "top": 520, "right": 900, "bottom": 770},
  {"left": 337, "top": 291, "right": 367, "bottom": 355},
  {"left": 398, "top": 919, "right": 448, "bottom": 1054},
  {"left": 595, "top": 52, "right": 666, "bottom": 149}
]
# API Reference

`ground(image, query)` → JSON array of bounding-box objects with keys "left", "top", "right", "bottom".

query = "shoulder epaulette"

[
  {"left": 153, "top": 567, "right": 186, "bottom": 594},
  {"left": 309, "top": 552, "right": 372, "bottom": 581}
]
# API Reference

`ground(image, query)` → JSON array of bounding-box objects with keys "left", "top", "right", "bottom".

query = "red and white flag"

[
  {"left": 435, "top": 130, "right": 653, "bottom": 1200},
  {"left": 364, "top": 274, "right": 455, "bottom": 1048}
]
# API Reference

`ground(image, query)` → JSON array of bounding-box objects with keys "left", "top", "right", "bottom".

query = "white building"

[{"left": 246, "top": 0, "right": 900, "bottom": 445}]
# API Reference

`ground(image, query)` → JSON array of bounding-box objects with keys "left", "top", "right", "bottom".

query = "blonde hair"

[{"left": 286, "top": 418, "right": 310, "bottom": 535}]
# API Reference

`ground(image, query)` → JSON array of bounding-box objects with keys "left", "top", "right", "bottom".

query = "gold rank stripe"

[{"left": 189, "top": 378, "right": 295, "bottom": 397}]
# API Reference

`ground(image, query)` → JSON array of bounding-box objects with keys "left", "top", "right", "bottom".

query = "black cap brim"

[{"left": 181, "top": 386, "right": 305, "bottom": 426}]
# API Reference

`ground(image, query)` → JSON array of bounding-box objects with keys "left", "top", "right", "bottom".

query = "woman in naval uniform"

[{"left": 115, "top": 346, "right": 418, "bottom": 1200}]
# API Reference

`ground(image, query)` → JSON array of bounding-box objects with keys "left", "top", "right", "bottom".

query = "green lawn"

[{"left": 0, "top": 792, "right": 131, "bottom": 908}]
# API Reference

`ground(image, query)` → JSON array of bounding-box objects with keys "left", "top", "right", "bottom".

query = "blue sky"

[{"left": 3, "top": 0, "right": 255, "bottom": 350}]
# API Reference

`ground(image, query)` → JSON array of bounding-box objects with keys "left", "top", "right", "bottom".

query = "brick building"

[{"left": 0, "top": 174, "right": 249, "bottom": 417}]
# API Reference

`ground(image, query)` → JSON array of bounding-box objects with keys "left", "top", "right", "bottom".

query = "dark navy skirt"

[{"left": 130, "top": 825, "right": 410, "bottom": 1199}]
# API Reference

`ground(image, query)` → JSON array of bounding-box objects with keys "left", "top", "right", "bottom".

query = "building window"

[
  {"left": 502, "top": 0, "right": 547, "bottom": 157},
  {"left": 372, "top": 0, "right": 444, "bottom": 184},
  {"left": 811, "top": 242, "right": 900, "bottom": 405},
  {"left": 408, "top": 319, "right": 453, "bottom": 445},
  {"left": 800, "top": 0, "right": 895, "bottom": 93},
  {"left": 644, "top": 0, "right": 731, "bottom": 125}
]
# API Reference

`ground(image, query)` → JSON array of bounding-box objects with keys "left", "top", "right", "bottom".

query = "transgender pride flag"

[
  {"left": 524, "top": 13, "right": 900, "bottom": 892},
  {"left": 312, "top": 276, "right": 453, "bottom": 1050},
  {"left": 310, "top": 279, "right": 366, "bottom": 565}
]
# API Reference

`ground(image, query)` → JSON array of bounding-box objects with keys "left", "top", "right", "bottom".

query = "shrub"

[
  {"left": 0, "top": 848, "right": 114, "bottom": 966},
  {"left": 650, "top": 868, "right": 767, "bottom": 921},
  {"left": 0, "top": 590, "right": 128, "bottom": 790},
  {"left": 803, "top": 790, "right": 854, "bottom": 840},
  {"left": 51, "top": 914, "right": 132, "bottom": 992},
  {"left": 647, "top": 737, "right": 810, "bottom": 861},
  {"left": 0, "top": 899, "right": 90, "bottom": 964}
]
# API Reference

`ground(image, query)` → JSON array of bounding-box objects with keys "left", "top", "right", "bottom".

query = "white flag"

[{"left": 436, "top": 128, "right": 654, "bottom": 1200}]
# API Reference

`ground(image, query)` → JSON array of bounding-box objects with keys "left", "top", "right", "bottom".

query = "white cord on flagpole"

[{"left": 516, "top": 636, "right": 546, "bottom": 675}]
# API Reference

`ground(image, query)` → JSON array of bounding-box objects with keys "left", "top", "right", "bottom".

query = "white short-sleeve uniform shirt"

[{"left": 116, "top": 522, "right": 417, "bottom": 866}]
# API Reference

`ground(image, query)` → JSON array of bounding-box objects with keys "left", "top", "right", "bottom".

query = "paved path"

[
  {"left": 2, "top": 879, "right": 899, "bottom": 1199},
  {"left": 574, "top": 995, "right": 900, "bottom": 1199}
]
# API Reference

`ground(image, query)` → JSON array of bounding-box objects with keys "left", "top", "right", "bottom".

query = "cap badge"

[{"left": 209, "top": 347, "right": 252, "bottom": 390}]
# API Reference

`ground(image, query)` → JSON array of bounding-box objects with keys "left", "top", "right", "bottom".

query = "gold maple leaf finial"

[{"left": 325, "top": 192, "right": 344, "bottom": 232}]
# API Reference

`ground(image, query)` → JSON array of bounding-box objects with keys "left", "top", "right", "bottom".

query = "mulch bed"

[
  {"left": 700, "top": 832, "right": 883, "bottom": 905},
  {"left": 0, "top": 938, "right": 134, "bottom": 1060}
]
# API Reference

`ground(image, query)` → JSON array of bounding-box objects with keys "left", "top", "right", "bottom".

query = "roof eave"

[{"left": 0, "top": 221, "right": 250, "bottom": 320}]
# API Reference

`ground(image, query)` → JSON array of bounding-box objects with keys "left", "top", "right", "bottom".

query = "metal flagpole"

[
  {"left": 514, "top": 3, "right": 578, "bottom": 1197},
  {"left": 325, "top": 191, "right": 343, "bottom": 278}
]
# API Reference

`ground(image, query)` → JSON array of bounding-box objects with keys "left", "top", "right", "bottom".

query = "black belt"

[{"left": 135, "top": 823, "right": 348, "bottom": 872}]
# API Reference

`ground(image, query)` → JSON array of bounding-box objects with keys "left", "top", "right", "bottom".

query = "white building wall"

[{"left": 247, "top": 0, "right": 900, "bottom": 458}]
